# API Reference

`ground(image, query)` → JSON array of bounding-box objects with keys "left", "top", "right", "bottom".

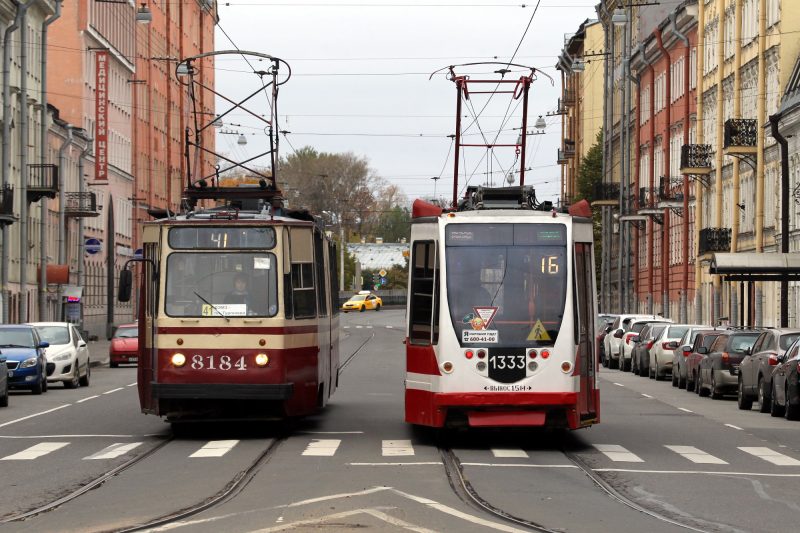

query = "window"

[
  {"left": 724, "top": 6, "right": 735, "bottom": 61},
  {"left": 704, "top": 20, "right": 719, "bottom": 75},
  {"left": 314, "top": 231, "right": 328, "bottom": 317},
  {"left": 409, "top": 241, "right": 439, "bottom": 345},
  {"left": 292, "top": 263, "right": 316, "bottom": 318},
  {"left": 767, "top": 0, "right": 780, "bottom": 28}
]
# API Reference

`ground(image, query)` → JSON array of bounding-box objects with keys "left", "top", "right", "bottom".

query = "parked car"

[
  {"left": 29, "top": 322, "right": 91, "bottom": 389},
  {"left": 0, "top": 325, "right": 49, "bottom": 394},
  {"left": 737, "top": 328, "right": 800, "bottom": 412},
  {"left": 672, "top": 327, "right": 714, "bottom": 388},
  {"left": 604, "top": 314, "right": 661, "bottom": 369},
  {"left": 685, "top": 331, "right": 725, "bottom": 392},
  {"left": 341, "top": 291, "right": 383, "bottom": 312},
  {"left": 631, "top": 324, "right": 667, "bottom": 377},
  {"left": 596, "top": 314, "right": 617, "bottom": 367},
  {"left": 110, "top": 323, "right": 139, "bottom": 368},
  {"left": 768, "top": 337, "right": 800, "bottom": 420},
  {"left": 697, "top": 330, "right": 761, "bottom": 399},
  {"left": 0, "top": 355, "right": 8, "bottom": 407},
  {"left": 621, "top": 319, "right": 672, "bottom": 372},
  {"left": 649, "top": 324, "right": 698, "bottom": 380}
]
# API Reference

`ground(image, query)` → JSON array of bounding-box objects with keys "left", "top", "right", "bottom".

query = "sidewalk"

[{"left": 87, "top": 338, "right": 111, "bottom": 367}]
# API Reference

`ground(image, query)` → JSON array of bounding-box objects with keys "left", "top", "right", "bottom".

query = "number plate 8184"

[{"left": 190, "top": 355, "right": 248, "bottom": 371}]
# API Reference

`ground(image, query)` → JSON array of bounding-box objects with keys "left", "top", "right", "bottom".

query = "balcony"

[
  {"left": 723, "top": 119, "right": 757, "bottom": 155},
  {"left": 562, "top": 89, "right": 576, "bottom": 106},
  {"left": 680, "top": 144, "right": 712, "bottom": 175},
  {"left": 64, "top": 192, "right": 99, "bottom": 218},
  {"left": 638, "top": 186, "right": 658, "bottom": 209},
  {"left": 659, "top": 176, "right": 684, "bottom": 202},
  {"left": 563, "top": 139, "right": 576, "bottom": 158},
  {"left": 592, "top": 182, "right": 620, "bottom": 207},
  {"left": 0, "top": 185, "right": 14, "bottom": 226},
  {"left": 27, "top": 164, "right": 59, "bottom": 203},
  {"left": 557, "top": 149, "right": 569, "bottom": 164},
  {"left": 698, "top": 227, "right": 731, "bottom": 255}
]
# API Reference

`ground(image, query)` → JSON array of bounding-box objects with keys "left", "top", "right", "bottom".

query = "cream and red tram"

[
  {"left": 121, "top": 197, "right": 340, "bottom": 422},
  {"left": 404, "top": 187, "right": 599, "bottom": 429}
]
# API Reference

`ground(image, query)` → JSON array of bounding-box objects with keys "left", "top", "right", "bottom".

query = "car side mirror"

[
  {"left": 744, "top": 346, "right": 752, "bottom": 355},
  {"left": 631, "top": 335, "right": 640, "bottom": 343},
  {"left": 697, "top": 346, "right": 708, "bottom": 355},
  {"left": 668, "top": 341, "right": 679, "bottom": 350},
  {"left": 0, "top": 356, "right": 6, "bottom": 364},
  {"left": 613, "top": 329, "right": 624, "bottom": 338},
  {"left": 604, "top": 325, "right": 613, "bottom": 334},
  {"left": 79, "top": 341, "right": 87, "bottom": 347},
  {"left": 38, "top": 341, "right": 50, "bottom": 349},
  {"left": 777, "top": 353, "right": 787, "bottom": 364},
  {"left": 118, "top": 269, "right": 133, "bottom": 303}
]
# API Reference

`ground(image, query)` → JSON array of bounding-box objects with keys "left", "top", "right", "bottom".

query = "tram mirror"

[{"left": 119, "top": 269, "right": 133, "bottom": 302}]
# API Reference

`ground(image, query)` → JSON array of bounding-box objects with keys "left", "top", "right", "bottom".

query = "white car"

[
  {"left": 649, "top": 324, "right": 701, "bottom": 381},
  {"left": 28, "top": 322, "right": 90, "bottom": 389},
  {"left": 604, "top": 314, "right": 662, "bottom": 369},
  {"left": 620, "top": 319, "right": 672, "bottom": 371}
]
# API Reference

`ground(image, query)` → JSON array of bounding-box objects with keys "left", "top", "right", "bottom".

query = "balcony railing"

[
  {"left": 639, "top": 186, "right": 658, "bottom": 209},
  {"left": 659, "top": 176, "right": 684, "bottom": 202},
  {"left": 680, "top": 144, "right": 712, "bottom": 175},
  {"left": 557, "top": 149, "right": 568, "bottom": 164},
  {"left": 563, "top": 139, "right": 576, "bottom": 158},
  {"left": 27, "top": 164, "right": 58, "bottom": 203},
  {"left": 698, "top": 227, "right": 731, "bottom": 255},
  {"left": 563, "top": 89, "right": 576, "bottom": 106},
  {"left": 723, "top": 119, "right": 757, "bottom": 154},
  {"left": 64, "top": 192, "right": 99, "bottom": 218},
  {"left": 0, "top": 185, "right": 14, "bottom": 226},
  {"left": 593, "top": 182, "right": 620, "bottom": 203}
]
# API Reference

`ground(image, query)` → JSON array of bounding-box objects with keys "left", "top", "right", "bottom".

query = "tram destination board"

[{"left": 169, "top": 227, "right": 276, "bottom": 249}]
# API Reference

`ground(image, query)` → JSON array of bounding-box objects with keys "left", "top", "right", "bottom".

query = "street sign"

[
  {"left": 85, "top": 238, "right": 102, "bottom": 255},
  {"left": 379, "top": 269, "right": 387, "bottom": 277},
  {"left": 373, "top": 283, "right": 380, "bottom": 290},
  {"left": 380, "top": 277, "right": 388, "bottom": 285},
  {"left": 133, "top": 248, "right": 143, "bottom": 260}
]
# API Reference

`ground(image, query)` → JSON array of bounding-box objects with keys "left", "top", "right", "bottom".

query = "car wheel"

[
  {"left": 375, "top": 303, "right": 381, "bottom": 311},
  {"left": 359, "top": 305, "right": 365, "bottom": 312},
  {"left": 42, "top": 376, "right": 47, "bottom": 393},
  {"left": 609, "top": 356, "right": 618, "bottom": 370},
  {"left": 64, "top": 364, "right": 79, "bottom": 389},
  {"left": 758, "top": 377, "right": 771, "bottom": 413},
  {"left": 770, "top": 382, "right": 785, "bottom": 417},
  {"left": 622, "top": 358, "right": 631, "bottom": 372},
  {"left": 672, "top": 370, "right": 679, "bottom": 387},
  {"left": 737, "top": 377, "right": 753, "bottom": 410},
  {"left": 649, "top": 363, "right": 655, "bottom": 379},
  {"left": 686, "top": 373, "right": 695, "bottom": 392},
  {"left": 655, "top": 364, "right": 665, "bottom": 381},
  {"left": 698, "top": 373, "right": 710, "bottom": 397},
  {"left": 79, "top": 362, "right": 91, "bottom": 387},
  {"left": 0, "top": 381, "right": 8, "bottom": 407},
  {"left": 110, "top": 361, "right": 119, "bottom": 369},
  {"left": 602, "top": 353, "right": 609, "bottom": 368},
  {"left": 710, "top": 372, "right": 723, "bottom": 399},
  {"left": 785, "top": 384, "right": 800, "bottom": 421},
  {"left": 678, "top": 371, "right": 687, "bottom": 389},
  {"left": 30, "top": 377, "right": 43, "bottom": 395}
]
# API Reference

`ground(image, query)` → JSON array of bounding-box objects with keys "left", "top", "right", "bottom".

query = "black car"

[
  {"left": 769, "top": 337, "right": 800, "bottom": 420},
  {"left": 698, "top": 330, "right": 761, "bottom": 399},
  {"left": 737, "top": 328, "right": 800, "bottom": 412},
  {"left": 631, "top": 324, "right": 667, "bottom": 377},
  {"left": 0, "top": 354, "right": 8, "bottom": 407}
]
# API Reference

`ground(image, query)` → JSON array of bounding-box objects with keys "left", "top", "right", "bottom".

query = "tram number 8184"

[{"left": 190, "top": 354, "right": 248, "bottom": 371}]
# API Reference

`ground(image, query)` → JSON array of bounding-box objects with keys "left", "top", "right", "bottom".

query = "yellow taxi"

[{"left": 341, "top": 291, "right": 382, "bottom": 312}]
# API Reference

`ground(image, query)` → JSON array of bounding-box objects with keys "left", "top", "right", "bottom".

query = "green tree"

[
  {"left": 573, "top": 131, "right": 603, "bottom": 285},
  {"left": 372, "top": 205, "right": 411, "bottom": 243}
]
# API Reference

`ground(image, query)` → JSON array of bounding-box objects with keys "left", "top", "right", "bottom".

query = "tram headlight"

[
  {"left": 442, "top": 361, "right": 454, "bottom": 373},
  {"left": 255, "top": 353, "right": 269, "bottom": 367},
  {"left": 465, "top": 350, "right": 474, "bottom": 359},
  {"left": 561, "top": 361, "right": 573, "bottom": 374},
  {"left": 171, "top": 353, "right": 186, "bottom": 367},
  {"left": 540, "top": 349, "right": 551, "bottom": 359}
]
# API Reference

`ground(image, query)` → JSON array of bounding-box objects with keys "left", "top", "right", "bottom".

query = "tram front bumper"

[{"left": 151, "top": 383, "right": 294, "bottom": 400}]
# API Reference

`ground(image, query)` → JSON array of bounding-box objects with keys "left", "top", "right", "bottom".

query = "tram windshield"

[
  {"left": 445, "top": 223, "right": 567, "bottom": 347},
  {"left": 164, "top": 252, "right": 279, "bottom": 317}
]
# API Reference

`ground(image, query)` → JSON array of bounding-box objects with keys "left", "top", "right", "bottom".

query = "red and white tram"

[{"left": 404, "top": 187, "right": 599, "bottom": 429}]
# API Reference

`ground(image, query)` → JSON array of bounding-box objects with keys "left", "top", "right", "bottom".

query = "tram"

[
  {"left": 404, "top": 189, "right": 599, "bottom": 430},
  {"left": 118, "top": 51, "right": 339, "bottom": 422}
]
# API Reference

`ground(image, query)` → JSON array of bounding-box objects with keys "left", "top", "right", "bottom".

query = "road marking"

[
  {"left": 350, "top": 462, "right": 441, "bottom": 466},
  {"left": 84, "top": 442, "right": 143, "bottom": 460},
  {"left": 77, "top": 395, "right": 99, "bottom": 403},
  {"left": 355, "top": 326, "right": 363, "bottom": 329},
  {"left": 678, "top": 407, "right": 694, "bottom": 413},
  {"left": 298, "top": 431, "right": 364, "bottom": 435},
  {"left": 491, "top": 448, "right": 528, "bottom": 458},
  {"left": 127, "top": 383, "right": 137, "bottom": 387},
  {"left": 103, "top": 387, "right": 124, "bottom": 395},
  {"left": 725, "top": 424, "right": 744, "bottom": 430},
  {"left": 665, "top": 445, "right": 728, "bottom": 464},
  {"left": 386, "top": 325, "right": 393, "bottom": 329},
  {"left": 593, "top": 468, "right": 800, "bottom": 477},
  {"left": 613, "top": 382, "right": 624, "bottom": 387},
  {"left": 739, "top": 447, "right": 800, "bottom": 466},
  {"left": 302, "top": 439, "right": 341, "bottom": 456},
  {"left": 461, "top": 463, "right": 578, "bottom": 469},
  {"left": 641, "top": 393, "right": 654, "bottom": 398},
  {"left": 1, "top": 442, "right": 69, "bottom": 460},
  {"left": 0, "top": 404, "right": 71, "bottom": 429},
  {"left": 190, "top": 440, "right": 240, "bottom": 458},
  {"left": 343, "top": 326, "right": 350, "bottom": 329},
  {"left": 593, "top": 444, "right": 644, "bottom": 462},
  {"left": 0, "top": 434, "right": 139, "bottom": 439},
  {"left": 382, "top": 439, "right": 414, "bottom": 456}
]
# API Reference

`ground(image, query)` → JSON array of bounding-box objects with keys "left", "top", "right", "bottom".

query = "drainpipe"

[
  {"left": 39, "top": 0, "right": 62, "bottom": 321},
  {"left": 730, "top": 0, "right": 743, "bottom": 326},
  {"left": 712, "top": 0, "right": 726, "bottom": 325},
  {"left": 616, "top": 15, "right": 625, "bottom": 313},
  {"left": 671, "top": 9, "right": 690, "bottom": 324},
  {"left": 622, "top": 8, "right": 634, "bottom": 312},
  {"left": 628, "top": 50, "right": 641, "bottom": 312},
  {"left": 769, "top": 115, "right": 788, "bottom": 327},
  {"left": 57, "top": 125, "right": 73, "bottom": 320},
  {"left": 656, "top": 28, "right": 672, "bottom": 318},
  {"left": 754, "top": 0, "right": 766, "bottom": 326},
  {"left": 18, "top": 2, "right": 33, "bottom": 322},
  {"left": 597, "top": 2, "right": 611, "bottom": 312},
  {"left": 695, "top": 0, "right": 706, "bottom": 324},
  {"left": 77, "top": 139, "right": 92, "bottom": 331},
  {"left": 644, "top": 50, "right": 656, "bottom": 315},
  {"left": 2, "top": 0, "right": 33, "bottom": 322}
]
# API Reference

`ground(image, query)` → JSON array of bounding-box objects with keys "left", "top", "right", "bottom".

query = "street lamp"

[
  {"left": 534, "top": 115, "right": 547, "bottom": 130},
  {"left": 237, "top": 133, "right": 247, "bottom": 146},
  {"left": 571, "top": 58, "right": 586, "bottom": 72},
  {"left": 95, "top": 0, "right": 152, "bottom": 24},
  {"left": 611, "top": 8, "right": 627, "bottom": 26}
]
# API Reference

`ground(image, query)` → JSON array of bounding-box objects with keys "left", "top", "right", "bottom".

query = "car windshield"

[
  {"left": 114, "top": 327, "right": 138, "bottom": 339},
  {"left": 650, "top": 325, "right": 667, "bottom": 339},
  {"left": 445, "top": 223, "right": 567, "bottom": 347},
  {"left": 702, "top": 334, "right": 721, "bottom": 348},
  {"left": 350, "top": 295, "right": 367, "bottom": 302},
  {"left": 780, "top": 333, "right": 800, "bottom": 350},
  {"left": 0, "top": 328, "right": 35, "bottom": 348},
  {"left": 729, "top": 334, "right": 760, "bottom": 353},
  {"left": 33, "top": 326, "right": 70, "bottom": 345},
  {"left": 666, "top": 326, "right": 689, "bottom": 340}
]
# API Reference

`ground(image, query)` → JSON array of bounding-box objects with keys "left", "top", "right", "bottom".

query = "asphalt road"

[{"left": 1, "top": 309, "right": 799, "bottom": 532}]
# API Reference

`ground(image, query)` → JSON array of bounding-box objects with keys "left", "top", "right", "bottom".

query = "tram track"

[{"left": 338, "top": 331, "right": 375, "bottom": 374}]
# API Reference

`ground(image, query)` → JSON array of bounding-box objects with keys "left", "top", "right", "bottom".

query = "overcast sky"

[{"left": 211, "top": 0, "right": 599, "bottom": 205}]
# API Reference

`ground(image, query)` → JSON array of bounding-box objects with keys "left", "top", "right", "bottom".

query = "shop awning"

[{"left": 710, "top": 253, "right": 800, "bottom": 281}]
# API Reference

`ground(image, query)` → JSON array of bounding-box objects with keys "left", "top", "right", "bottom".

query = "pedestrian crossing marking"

[
  {"left": 491, "top": 449, "right": 528, "bottom": 458},
  {"left": 303, "top": 439, "right": 341, "bottom": 457},
  {"left": 593, "top": 444, "right": 644, "bottom": 463},
  {"left": 84, "top": 442, "right": 143, "bottom": 460},
  {"left": 382, "top": 440, "right": 414, "bottom": 456},
  {"left": 665, "top": 445, "right": 728, "bottom": 464},
  {"left": 739, "top": 447, "right": 800, "bottom": 466},
  {"left": 1, "top": 442, "right": 69, "bottom": 460},
  {"left": 190, "top": 440, "right": 239, "bottom": 458}
]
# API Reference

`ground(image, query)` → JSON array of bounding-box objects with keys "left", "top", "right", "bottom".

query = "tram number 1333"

[
  {"left": 489, "top": 354, "right": 527, "bottom": 370},
  {"left": 190, "top": 354, "right": 248, "bottom": 371}
]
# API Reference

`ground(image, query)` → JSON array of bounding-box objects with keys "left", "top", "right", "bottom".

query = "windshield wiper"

[
  {"left": 0, "top": 344, "right": 28, "bottom": 348},
  {"left": 193, "top": 291, "right": 230, "bottom": 322}
]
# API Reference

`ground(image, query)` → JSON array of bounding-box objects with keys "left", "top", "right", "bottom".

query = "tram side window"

[
  {"left": 314, "top": 232, "right": 328, "bottom": 317},
  {"left": 409, "top": 240, "right": 439, "bottom": 345},
  {"left": 329, "top": 242, "right": 340, "bottom": 316},
  {"left": 292, "top": 263, "right": 316, "bottom": 318}
]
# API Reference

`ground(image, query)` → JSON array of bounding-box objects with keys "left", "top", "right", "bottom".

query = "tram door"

[{"left": 574, "top": 242, "right": 596, "bottom": 419}]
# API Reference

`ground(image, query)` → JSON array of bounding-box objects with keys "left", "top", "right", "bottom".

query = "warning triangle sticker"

[
  {"left": 527, "top": 319, "right": 552, "bottom": 341},
  {"left": 472, "top": 307, "right": 498, "bottom": 328}
]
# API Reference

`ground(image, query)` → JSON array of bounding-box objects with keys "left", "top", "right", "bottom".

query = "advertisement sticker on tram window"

[
  {"left": 472, "top": 307, "right": 498, "bottom": 329},
  {"left": 201, "top": 304, "right": 247, "bottom": 317},
  {"left": 253, "top": 257, "right": 271, "bottom": 269},
  {"left": 462, "top": 329, "right": 498, "bottom": 343}
]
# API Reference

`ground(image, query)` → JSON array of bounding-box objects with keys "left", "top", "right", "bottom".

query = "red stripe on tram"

[{"left": 157, "top": 325, "right": 318, "bottom": 335}]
